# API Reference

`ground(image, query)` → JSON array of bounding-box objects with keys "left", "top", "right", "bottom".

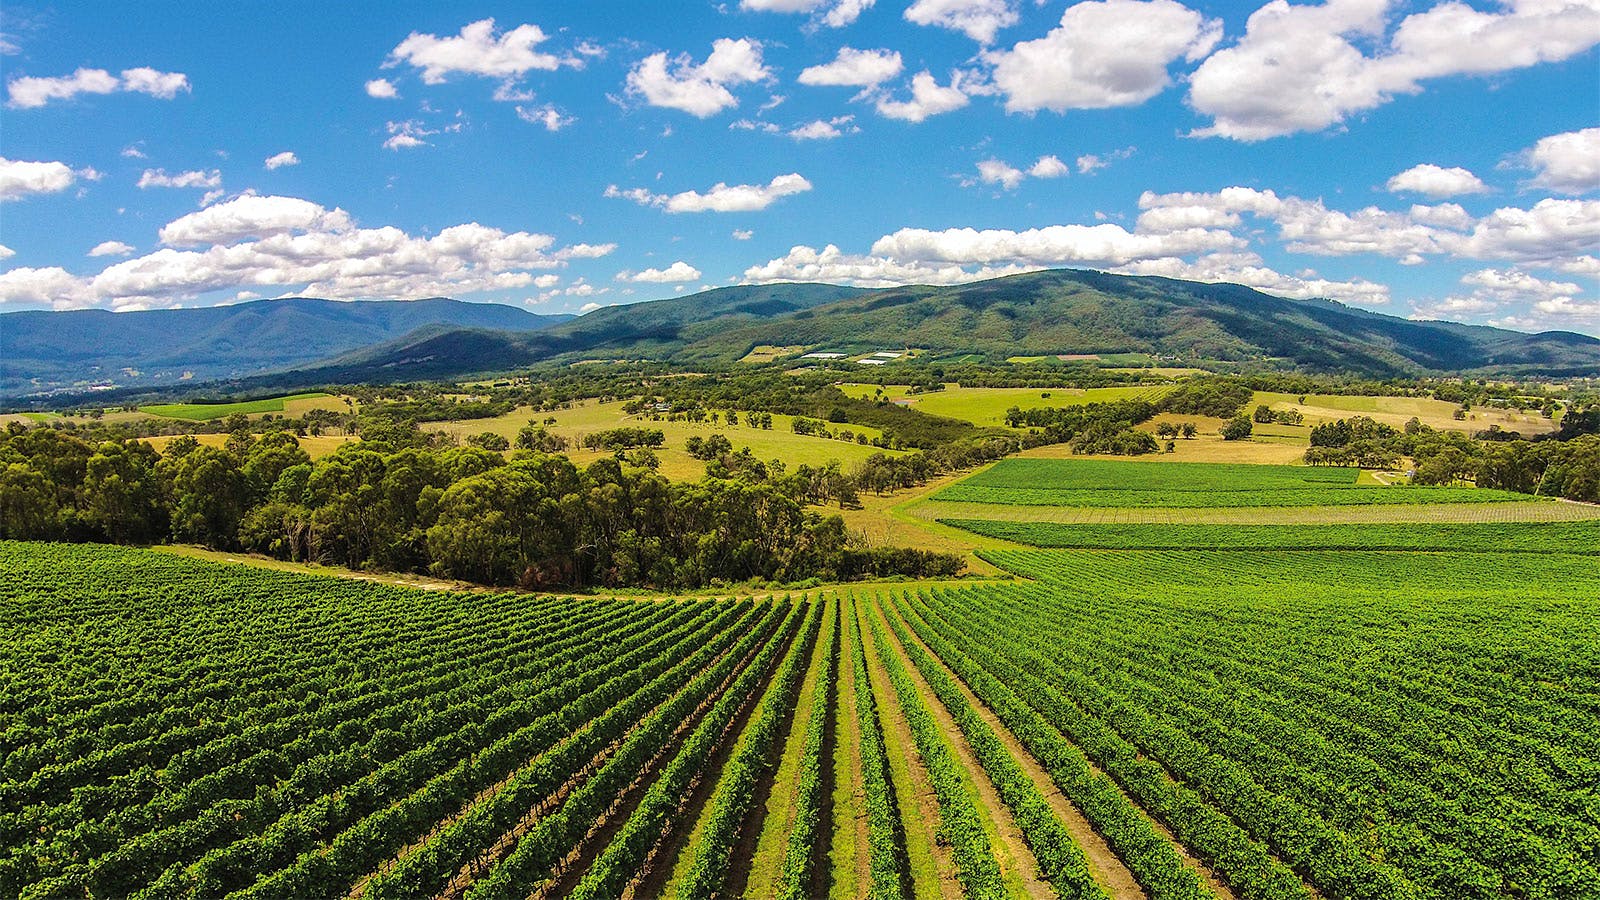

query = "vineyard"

[
  {"left": 939, "top": 519, "right": 1600, "bottom": 552},
  {"left": 933, "top": 459, "right": 1544, "bottom": 507},
  {"left": 5, "top": 529, "right": 1598, "bottom": 900}
]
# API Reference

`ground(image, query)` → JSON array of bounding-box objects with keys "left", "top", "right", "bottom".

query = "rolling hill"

[
  {"left": 7, "top": 271, "right": 1598, "bottom": 399},
  {"left": 0, "top": 296, "right": 571, "bottom": 394}
]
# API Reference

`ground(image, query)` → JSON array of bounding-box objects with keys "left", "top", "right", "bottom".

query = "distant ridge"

[
  {"left": 1, "top": 296, "right": 571, "bottom": 394},
  {"left": 6, "top": 272, "right": 1598, "bottom": 399}
]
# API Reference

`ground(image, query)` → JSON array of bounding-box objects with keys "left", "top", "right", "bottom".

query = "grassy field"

[
  {"left": 837, "top": 383, "right": 1175, "bottom": 428},
  {"left": 140, "top": 391, "right": 341, "bottom": 420},
  {"left": 739, "top": 344, "right": 806, "bottom": 363},
  {"left": 1253, "top": 391, "right": 1557, "bottom": 435},
  {"left": 427, "top": 398, "right": 905, "bottom": 481},
  {"left": 7, "top": 525, "right": 1596, "bottom": 900},
  {"left": 140, "top": 432, "right": 356, "bottom": 459}
]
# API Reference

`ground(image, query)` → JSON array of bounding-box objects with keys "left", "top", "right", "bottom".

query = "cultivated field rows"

[{"left": 5, "top": 530, "right": 1597, "bottom": 899}]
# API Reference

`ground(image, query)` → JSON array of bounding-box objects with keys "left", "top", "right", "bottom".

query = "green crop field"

[
  {"left": 940, "top": 519, "right": 1600, "bottom": 552},
  {"left": 140, "top": 392, "right": 335, "bottom": 420},
  {"left": 934, "top": 458, "right": 1539, "bottom": 507},
  {"left": 6, "top": 528, "right": 1599, "bottom": 900}
]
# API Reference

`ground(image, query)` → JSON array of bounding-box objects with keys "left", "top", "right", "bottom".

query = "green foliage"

[
  {"left": 1219, "top": 415, "right": 1254, "bottom": 441},
  {"left": 139, "top": 393, "right": 333, "bottom": 420}
]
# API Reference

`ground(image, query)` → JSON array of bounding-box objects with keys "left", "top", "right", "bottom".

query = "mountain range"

[
  {"left": 1, "top": 297, "right": 570, "bottom": 394},
  {"left": 5, "top": 270, "right": 1598, "bottom": 400}
]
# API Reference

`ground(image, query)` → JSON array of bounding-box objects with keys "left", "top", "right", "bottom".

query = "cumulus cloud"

[
  {"left": 88, "top": 241, "right": 135, "bottom": 257},
  {"left": 971, "top": 154, "right": 1071, "bottom": 189},
  {"left": 264, "top": 151, "right": 300, "bottom": 170},
  {"left": 0, "top": 244, "right": 13, "bottom": 260},
  {"left": 0, "top": 158, "right": 82, "bottom": 201},
  {"left": 386, "top": 19, "right": 568, "bottom": 84},
  {"left": 1412, "top": 266, "right": 1595, "bottom": 329},
  {"left": 1524, "top": 127, "right": 1600, "bottom": 195},
  {"left": 875, "top": 71, "right": 969, "bottom": 122},
  {"left": 732, "top": 229, "right": 754, "bottom": 240},
  {"left": 1137, "top": 186, "right": 1600, "bottom": 271},
  {"left": 905, "top": 0, "right": 1019, "bottom": 44},
  {"left": 1029, "top": 156, "right": 1070, "bottom": 179},
  {"left": 744, "top": 243, "right": 1039, "bottom": 287},
  {"left": 616, "top": 261, "right": 702, "bottom": 283},
  {"left": 798, "top": 47, "right": 904, "bottom": 87},
  {"left": 626, "top": 38, "right": 770, "bottom": 117},
  {"left": 790, "top": 116, "right": 856, "bottom": 140},
  {"left": 158, "top": 194, "right": 353, "bottom": 245},
  {"left": 517, "top": 104, "right": 575, "bottom": 131},
  {"left": 986, "top": 0, "right": 1220, "bottom": 112},
  {"left": 1189, "top": 0, "right": 1600, "bottom": 141},
  {"left": 605, "top": 172, "right": 812, "bottom": 213},
  {"left": 137, "top": 168, "right": 222, "bottom": 190},
  {"left": 365, "top": 78, "right": 399, "bottom": 99},
  {"left": 1385, "top": 163, "right": 1487, "bottom": 198},
  {"left": 0, "top": 193, "right": 614, "bottom": 310},
  {"left": 1115, "top": 252, "right": 1392, "bottom": 305},
  {"left": 6, "top": 66, "right": 189, "bottom": 108}
]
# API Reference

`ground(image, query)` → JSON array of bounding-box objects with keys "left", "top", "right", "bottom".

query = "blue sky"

[{"left": 1, "top": 0, "right": 1597, "bottom": 334}]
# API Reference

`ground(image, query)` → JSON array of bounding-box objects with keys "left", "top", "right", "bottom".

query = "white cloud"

[
  {"left": 1117, "top": 252, "right": 1392, "bottom": 304},
  {"left": 386, "top": 18, "right": 567, "bottom": 84},
  {"left": 905, "top": 0, "right": 1019, "bottom": 44},
  {"left": 970, "top": 154, "right": 1073, "bottom": 189},
  {"left": 1189, "top": 0, "right": 1600, "bottom": 141},
  {"left": 264, "top": 151, "right": 300, "bottom": 170},
  {"left": 732, "top": 229, "right": 754, "bottom": 240},
  {"left": 986, "top": 0, "right": 1220, "bottom": 112},
  {"left": 616, "top": 260, "right": 703, "bottom": 282},
  {"left": 869, "top": 222, "right": 1241, "bottom": 266},
  {"left": 790, "top": 116, "right": 855, "bottom": 140},
  {"left": 0, "top": 158, "right": 79, "bottom": 201},
  {"left": 626, "top": 38, "right": 770, "bottom": 117},
  {"left": 798, "top": 47, "right": 904, "bottom": 87},
  {"left": 1460, "top": 267, "right": 1582, "bottom": 300},
  {"left": 1138, "top": 186, "right": 1600, "bottom": 271},
  {"left": 976, "top": 159, "right": 1026, "bottom": 190},
  {"left": 0, "top": 194, "right": 614, "bottom": 310},
  {"left": 383, "top": 120, "right": 436, "bottom": 150},
  {"left": 1029, "top": 155, "right": 1069, "bottom": 179},
  {"left": 6, "top": 66, "right": 188, "bottom": 108},
  {"left": 137, "top": 168, "right": 222, "bottom": 190},
  {"left": 605, "top": 172, "right": 812, "bottom": 213},
  {"left": 158, "top": 194, "right": 354, "bottom": 246},
  {"left": 1412, "top": 266, "right": 1595, "bottom": 329},
  {"left": 741, "top": 0, "right": 874, "bottom": 23},
  {"left": 1385, "top": 163, "right": 1487, "bottom": 198},
  {"left": 1077, "top": 146, "right": 1135, "bottom": 174},
  {"left": 875, "top": 71, "right": 969, "bottom": 122},
  {"left": 88, "top": 241, "right": 135, "bottom": 257},
  {"left": 121, "top": 144, "right": 147, "bottom": 159},
  {"left": 744, "top": 243, "right": 1039, "bottom": 287},
  {"left": 0, "top": 244, "right": 14, "bottom": 260},
  {"left": 365, "top": 78, "right": 399, "bottom": 99},
  {"left": 516, "top": 104, "right": 575, "bottom": 131},
  {"left": 120, "top": 67, "right": 190, "bottom": 99},
  {"left": 1525, "top": 127, "right": 1600, "bottom": 195}
]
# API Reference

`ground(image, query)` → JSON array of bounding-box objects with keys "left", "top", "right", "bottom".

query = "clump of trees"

[
  {"left": 1298, "top": 410, "right": 1600, "bottom": 501},
  {"left": 1006, "top": 400, "right": 1160, "bottom": 455},
  {"left": 580, "top": 427, "right": 664, "bottom": 451},
  {"left": 1159, "top": 378, "right": 1256, "bottom": 418},
  {"left": 0, "top": 420, "right": 962, "bottom": 590},
  {"left": 1253, "top": 404, "right": 1304, "bottom": 425},
  {"left": 1220, "top": 416, "right": 1254, "bottom": 441}
]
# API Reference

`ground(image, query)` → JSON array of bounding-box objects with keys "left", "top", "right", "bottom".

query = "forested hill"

[
  {"left": 1, "top": 297, "right": 571, "bottom": 393},
  {"left": 681, "top": 270, "right": 1600, "bottom": 376},
  {"left": 9, "top": 272, "right": 1600, "bottom": 399},
  {"left": 295, "top": 270, "right": 1600, "bottom": 382}
]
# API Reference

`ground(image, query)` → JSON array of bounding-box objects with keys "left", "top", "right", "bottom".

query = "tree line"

[{"left": 0, "top": 421, "right": 963, "bottom": 590}]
